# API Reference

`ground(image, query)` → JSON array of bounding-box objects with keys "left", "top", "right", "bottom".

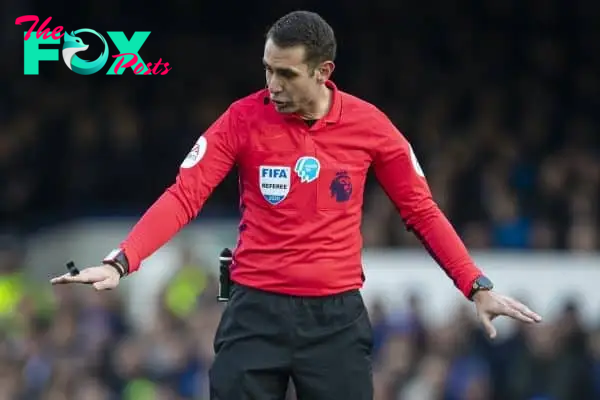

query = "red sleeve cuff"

[
  {"left": 121, "top": 243, "right": 141, "bottom": 274},
  {"left": 460, "top": 272, "right": 482, "bottom": 299}
]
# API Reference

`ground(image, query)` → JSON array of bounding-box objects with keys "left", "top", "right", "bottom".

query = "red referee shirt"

[{"left": 120, "top": 81, "right": 483, "bottom": 297}]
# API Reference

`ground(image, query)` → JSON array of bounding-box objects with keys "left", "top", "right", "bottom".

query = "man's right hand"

[{"left": 50, "top": 264, "right": 121, "bottom": 290}]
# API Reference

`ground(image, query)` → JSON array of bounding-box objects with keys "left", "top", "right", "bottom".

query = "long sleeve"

[
  {"left": 120, "top": 106, "right": 241, "bottom": 273},
  {"left": 372, "top": 119, "right": 482, "bottom": 298}
]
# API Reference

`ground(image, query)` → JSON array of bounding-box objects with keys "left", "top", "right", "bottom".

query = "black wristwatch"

[
  {"left": 469, "top": 275, "right": 494, "bottom": 300},
  {"left": 102, "top": 249, "right": 129, "bottom": 278}
]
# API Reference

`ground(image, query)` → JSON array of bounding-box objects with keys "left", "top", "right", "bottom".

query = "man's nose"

[{"left": 267, "top": 76, "right": 283, "bottom": 94}]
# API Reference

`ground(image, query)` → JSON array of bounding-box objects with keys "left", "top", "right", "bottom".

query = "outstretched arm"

[
  {"left": 371, "top": 116, "right": 541, "bottom": 338},
  {"left": 51, "top": 105, "right": 242, "bottom": 288}
]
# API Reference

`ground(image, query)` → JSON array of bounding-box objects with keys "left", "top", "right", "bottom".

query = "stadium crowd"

[
  {"left": 0, "top": 245, "right": 597, "bottom": 400},
  {"left": 2, "top": 0, "right": 599, "bottom": 251},
  {"left": 1, "top": 0, "right": 599, "bottom": 399}
]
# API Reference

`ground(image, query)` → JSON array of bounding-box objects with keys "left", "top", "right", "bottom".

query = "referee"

[{"left": 51, "top": 11, "right": 542, "bottom": 400}]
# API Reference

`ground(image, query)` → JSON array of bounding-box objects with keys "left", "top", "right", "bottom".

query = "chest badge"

[
  {"left": 330, "top": 171, "right": 353, "bottom": 202},
  {"left": 294, "top": 156, "right": 321, "bottom": 183},
  {"left": 259, "top": 166, "right": 291, "bottom": 205}
]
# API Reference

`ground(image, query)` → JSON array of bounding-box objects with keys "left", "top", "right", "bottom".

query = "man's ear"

[{"left": 316, "top": 61, "right": 335, "bottom": 83}]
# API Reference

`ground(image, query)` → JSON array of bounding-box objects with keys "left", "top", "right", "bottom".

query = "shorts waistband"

[{"left": 231, "top": 281, "right": 360, "bottom": 300}]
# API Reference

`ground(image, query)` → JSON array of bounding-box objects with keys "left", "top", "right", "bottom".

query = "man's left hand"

[{"left": 473, "top": 290, "right": 542, "bottom": 339}]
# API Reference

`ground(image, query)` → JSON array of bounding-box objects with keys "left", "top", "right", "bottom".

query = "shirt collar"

[{"left": 322, "top": 80, "right": 342, "bottom": 124}]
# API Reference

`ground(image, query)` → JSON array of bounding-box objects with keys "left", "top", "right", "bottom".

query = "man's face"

[{"left": 263, "top": 38, "right": 321, "bottom": 114}]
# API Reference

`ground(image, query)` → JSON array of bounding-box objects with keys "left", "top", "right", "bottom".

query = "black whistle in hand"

[
  {"left": 217, "top": 248, "right": 233, "bottom": 302},
  {"left": 66, "top": 261, "right": 80, "bottom": 276}
]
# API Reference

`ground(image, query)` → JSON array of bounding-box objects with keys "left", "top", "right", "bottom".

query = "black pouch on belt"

[{"left": 217, "top": 248, "right": 233, "bottom": 302}]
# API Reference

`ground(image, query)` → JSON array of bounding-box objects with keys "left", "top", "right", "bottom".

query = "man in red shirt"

[{"left": 51, "top": 10, "right": 542, "bottom": 399}]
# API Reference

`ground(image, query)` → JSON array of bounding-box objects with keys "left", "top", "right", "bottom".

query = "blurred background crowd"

[
  {"left": 0, "top": 247, "right": 597, "bottom": 400},
  {"left": 1, "top": 0, "right": 600, "bottom": 399}
]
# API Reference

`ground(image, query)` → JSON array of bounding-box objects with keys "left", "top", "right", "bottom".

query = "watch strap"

[
  {"left": 469, "top": 275, "right": 494, "bottom": 300},
  {"left": 102, "top": 249, "right": 129, "bottom": 278}
]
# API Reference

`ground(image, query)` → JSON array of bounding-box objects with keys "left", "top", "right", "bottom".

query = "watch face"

[{"left": 476, "top": 276, "right": 493, "bottom": 289}]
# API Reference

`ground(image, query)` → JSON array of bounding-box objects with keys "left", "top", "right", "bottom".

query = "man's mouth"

[{"left": 271, "top": 99, "right": 288, "bottom": 107}]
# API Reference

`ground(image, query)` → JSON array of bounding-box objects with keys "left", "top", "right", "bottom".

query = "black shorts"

[{"left": 209, "top": 283, "right": 374, "bottom": 400}]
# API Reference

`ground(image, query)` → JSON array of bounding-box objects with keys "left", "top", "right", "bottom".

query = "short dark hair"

[{"left": 266, "top": 11, "right": 337, "bottom": 69}]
